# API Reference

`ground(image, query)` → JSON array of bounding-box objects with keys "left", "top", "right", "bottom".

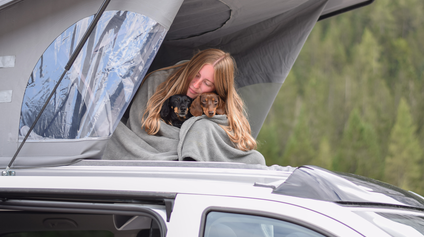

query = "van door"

[{"left": 167, "top": 194, "right": 391, "bottom": 237}]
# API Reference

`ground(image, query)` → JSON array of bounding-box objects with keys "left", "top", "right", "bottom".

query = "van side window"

[{"left": 204, "top": 211, "right": 326, "bottom": 237}]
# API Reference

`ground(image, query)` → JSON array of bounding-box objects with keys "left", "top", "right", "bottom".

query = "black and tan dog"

[{"left": 160, "top": 94, "right": 193, "bottom": 128}]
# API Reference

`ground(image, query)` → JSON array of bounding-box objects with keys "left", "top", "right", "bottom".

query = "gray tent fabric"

[
  {"left": 150, "top": 0, "right": 328, "bottom": 138},
  {"left": 0, "top": 0, "right": 184, "bottom": 168},
  {"left": 103, "top": 0, "right": 327, "bottom": 163},
  {"left": 0, "top": 0, "right": 343, "bottom": 167},
  {"left": 102, "top": 64, "right": 265, "bottom": 164}
]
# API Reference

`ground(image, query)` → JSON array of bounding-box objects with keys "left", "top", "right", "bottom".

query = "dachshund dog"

[
  {"left": 190, "top": 92, "right": 226, "bottom": 117},
  {"left": 160, "top": 94, "right": 193, "bottom": 128}
]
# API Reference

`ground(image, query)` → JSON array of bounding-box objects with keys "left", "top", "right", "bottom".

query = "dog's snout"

[{"left": 208, "top": 111, "right": 214, "bottom": 116}]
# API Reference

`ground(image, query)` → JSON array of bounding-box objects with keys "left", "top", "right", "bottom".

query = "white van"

[{"left": 3, "top": 0, "right": 424, "bottom": 236}]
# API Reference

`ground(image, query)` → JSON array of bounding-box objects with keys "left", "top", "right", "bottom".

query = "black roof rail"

[{"left": 318, "top": 0, "right": 374, "bottom": 21}]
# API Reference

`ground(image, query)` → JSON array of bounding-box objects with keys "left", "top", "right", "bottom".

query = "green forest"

[{"left": 256, "top": 0, "right": 424, "bottom": 196}]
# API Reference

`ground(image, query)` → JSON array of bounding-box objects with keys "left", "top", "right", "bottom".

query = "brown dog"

[{"left": 190, "top": 92, "right": 226, "bottom": 117}]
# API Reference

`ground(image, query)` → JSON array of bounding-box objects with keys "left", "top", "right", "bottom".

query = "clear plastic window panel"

[{"left": 19, "top": 11, "right": 167, "bottom": 139}]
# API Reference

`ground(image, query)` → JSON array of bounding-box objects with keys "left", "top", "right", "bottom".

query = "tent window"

[{"left": 19, "top": 11, "right": 167, "bottom": 140}]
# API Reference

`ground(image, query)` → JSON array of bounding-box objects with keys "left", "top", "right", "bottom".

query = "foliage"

[
  {"left": 257, "top": 0, "right": 424, "bottom": 195},
  {"left": 280, "top": 105, "right": 315, "bottom": 167},
  {"left": 384, "top": 98, "right": 423, "bottom": 193},
  {"left": 332, "top": 108, "right": 382, "bottom": 180}
]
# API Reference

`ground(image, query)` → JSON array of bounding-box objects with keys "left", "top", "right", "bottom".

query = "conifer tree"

[
  {"left": 312, "top": 136, "right": 332, "bottom": 170},
  {"left": 344, "top": 27, "right": 393, "bottom": 160},
  {"left": 281, "top": 105, "right": 315, "bottom": 167},
  {"left": 384, "top": 98, "right": 423, "bottom": 194},
  {"left": 333, "top": 108, "right": 382, "bottom": 179},
  {"left": 302, "top": 69, "right": 332, "bottom": 148}
]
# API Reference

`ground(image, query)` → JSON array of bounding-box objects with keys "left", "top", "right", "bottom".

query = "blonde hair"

[{"left": 142, "top": 49, "right": 257, "bottom": 151}]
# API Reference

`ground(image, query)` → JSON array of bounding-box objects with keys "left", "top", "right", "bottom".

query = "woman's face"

[{"left": 186, "top": 64, "right": 215, "bottom": 99}]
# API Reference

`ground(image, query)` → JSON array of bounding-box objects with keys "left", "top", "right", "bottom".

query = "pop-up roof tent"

[{"left": 0, "top": 0, "right": 372, "bottom": 168}]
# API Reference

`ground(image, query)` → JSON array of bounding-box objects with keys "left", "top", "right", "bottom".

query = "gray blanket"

[{"left": 102, "top": 65, "right": 265, "bottom": 165}]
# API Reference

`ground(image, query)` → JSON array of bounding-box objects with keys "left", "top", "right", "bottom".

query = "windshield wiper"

[{"left": 2, "top": 0, "right": 111, "bottom": 176}]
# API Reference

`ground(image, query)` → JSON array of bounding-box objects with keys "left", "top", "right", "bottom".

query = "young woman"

[
  {"left": 104, "top": 48, "right": 264, "bottom": 164},
  {"left": 142, "top": 48, "right": 256, "bottom": 152}
]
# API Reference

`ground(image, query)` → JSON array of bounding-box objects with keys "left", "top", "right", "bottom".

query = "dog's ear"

[
  {"left": 160, "top": 98, "right": 170, "bottom": 117},
  {"left": 216, "top": 96, "right": 226, "bottom": 115},
  {"left": 190, "top": 96, "right": 203, "bottom": 116}
]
